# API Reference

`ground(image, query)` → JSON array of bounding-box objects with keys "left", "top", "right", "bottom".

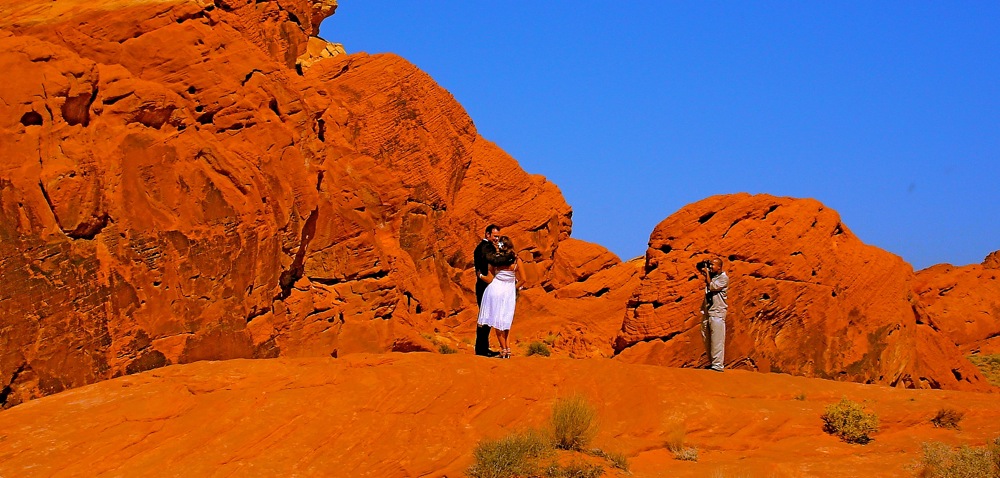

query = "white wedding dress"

[{"left": 477, "top": 270, "right": 517, "bottom": 331}]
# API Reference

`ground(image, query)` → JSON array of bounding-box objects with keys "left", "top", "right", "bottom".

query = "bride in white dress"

[{"left": 477, "top": 236, "right": 519, "bottom": 358}]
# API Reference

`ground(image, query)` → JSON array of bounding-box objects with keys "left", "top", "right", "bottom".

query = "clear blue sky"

[{"left": 319, "top": 1, "right": 999, "bottom": 270}]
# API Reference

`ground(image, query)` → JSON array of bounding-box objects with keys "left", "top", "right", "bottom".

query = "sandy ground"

[{"left": 1, "top": 353, "right": 998, "bottom": 477}]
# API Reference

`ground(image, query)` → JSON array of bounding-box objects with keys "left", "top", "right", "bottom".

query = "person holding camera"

[{"left": 697, "top": 257, "right": 729, "bottom": 371}]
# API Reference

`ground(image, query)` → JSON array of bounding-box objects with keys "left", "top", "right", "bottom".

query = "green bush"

[
  {"left": 931, "top": 408, "right": 965, "bottom": 430},
  {"left": 467, "top": 429, "right": 550, "bottom": 478},
  {"left": 918, "top": 439, "right": 1000, "bottom": 478},
  {"left": 527, "top": 341, "right": 552, "bottom": 357},
  {"left": 438, "top": 343, "right": 457, "bottom": 354},
  {"left": 821, "top": 398, "right": 879, "bottom": 444},
  {"left": 551, "top": 395, "right": 598, "bottom": 451}
]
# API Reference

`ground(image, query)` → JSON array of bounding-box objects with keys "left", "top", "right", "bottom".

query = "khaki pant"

[{"left": 701, "top": 313, "right": 726, "bottom": 370}]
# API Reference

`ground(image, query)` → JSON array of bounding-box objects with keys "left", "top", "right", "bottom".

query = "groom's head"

[{"left": 485, "top": 224, "right": 501, "bottom": 243}]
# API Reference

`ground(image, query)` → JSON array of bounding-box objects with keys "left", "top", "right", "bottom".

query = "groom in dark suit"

[{"left": 474, "top": 224, "right": 501, "bottom": 357}]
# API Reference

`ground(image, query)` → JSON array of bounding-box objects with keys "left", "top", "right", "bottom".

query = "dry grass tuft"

[
  {"left": 467, "top": 429, "right": 550, "bottom": 478},
  {"left": 931, "top": 408, "right": 965, "bottom": 430},
  {"left": 917, "top": 438, "right": 1000, "bottom": 478},
  {"left": 543, "top": 460, "right": 604, "bottom": 478},
  {"left": 551, "top": 395, "right": 598, "bottom": 451},
  {"left": 588, "top": 448, "right": 630, "bottom": 473}
]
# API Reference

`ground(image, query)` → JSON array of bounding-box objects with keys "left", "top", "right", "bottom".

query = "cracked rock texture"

[
  {"left": 614, "top": 193, "right": 990, "bottom": 391},
  {"left": 0, "top": 0, "right": 620, "bottom": 407},
  {"left": 914, "top": 251, "right": 1000, "bottom": 355}
]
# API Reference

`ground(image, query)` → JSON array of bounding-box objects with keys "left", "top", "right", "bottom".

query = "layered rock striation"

[{"left": 614, "top": 194, "right": 989, "bottom": 391}]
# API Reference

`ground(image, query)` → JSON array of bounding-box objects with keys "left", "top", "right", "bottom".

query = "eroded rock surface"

[
  {"left": 615, "top": 194, "right": 989, "bottom": 391},
  {"left": 914, "top": 252, "right": 1000, "bottom": 355},
  {"left": 0, "top": 0, "right": 606, "bottom": 407}
]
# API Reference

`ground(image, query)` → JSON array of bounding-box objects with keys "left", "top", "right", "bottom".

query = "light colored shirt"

[{"left": 705, "top": 271, "right": 729, "bottom": 317}]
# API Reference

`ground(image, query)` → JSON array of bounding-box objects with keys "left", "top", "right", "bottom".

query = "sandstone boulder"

[
  {"left": 0, "top": 0, "right": 601, "bottom": 407},
  {"left": 614, "top": 194, "right": 989, "bottom": 391},
  {"left": 914, "top": 252, "right": 1000, "bottom": 354}
]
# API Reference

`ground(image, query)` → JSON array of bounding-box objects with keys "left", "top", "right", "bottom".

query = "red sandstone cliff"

[
  {"left": 914, "top": 252, "right": 1000, "bottom": 355},
  {"left": 0, "top": 0, "right": 607, "bottom": 407},
  {"left": 614, "top": 194, "right": 989, "bottom": 391},
  {"left": 0, "top": 0, "right": 993, "bottom": 408}
]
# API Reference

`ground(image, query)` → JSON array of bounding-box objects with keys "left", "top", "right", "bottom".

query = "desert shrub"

[
  {"left": 543, "top": 461, "right": 604, "bottom": 478},
  {"left": 467, "top": 429, "right": 550, "bottom": 478},
  {"left": 664, "top": 420, "right": 687, "bottom": 451},
  {"left": 663, "top": 422, "right": 698, "bottom": 461},
  {"left": 551, "top": 395, "right": 598, "bottom": 451},
  {"left": 931, "top": 408, "right": 965, "bottom": 430},
  {"left": 438, "top": 343, "right": 457, "bottom": 354},
  {"left": 918, "top": 439, "right": 1000, "bottom": 478},
  {"left": 588, "top": 448, "right": 630, "bottom": 473},
  {"left": 821, "top": 398, "right": 879, "bottom": 444},
  {"left": 674, "top": 447, "right": 699, "bottom": 462},
  {"left": 543, "top": 333, "right": 559, "bottom": 346},
  {"left": 794, "top": 393, "right": 807, "bottom": 401},
  {"left": 527, "top": 341, "right": 552, "bottom": 357},
  {"left": 967, "top": 354, "right": 1000, "bottom": 387}
]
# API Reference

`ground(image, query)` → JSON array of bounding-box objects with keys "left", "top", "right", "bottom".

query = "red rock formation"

[
  {"left": 914, "top": 252, "right": 1000, "bottom": 354},
  {"left": 984, "top": 250, "right": 1000, "bottom": 270},
  {"left": 615, "top": 194, "right": 989, "bottom": 391},
  {"left": 0, "top": 0, "right": 602, "bottom": 407}
]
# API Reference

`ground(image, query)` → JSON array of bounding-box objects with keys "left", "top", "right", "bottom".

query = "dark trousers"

[{"left": 475, "top": 280, "right": 492, "bottom": 354}]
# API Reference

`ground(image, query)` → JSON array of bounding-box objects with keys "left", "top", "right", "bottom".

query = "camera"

[{"left": 696, "top": 260, "right": 712, "bottom": 271}]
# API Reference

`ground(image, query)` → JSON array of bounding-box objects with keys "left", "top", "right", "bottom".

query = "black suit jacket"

[
  {"left": 474, "top": 239, "right": 496, "bottom": 306},
  {"left": 474, "top": 239, "right": 496, "bottom": 280}
]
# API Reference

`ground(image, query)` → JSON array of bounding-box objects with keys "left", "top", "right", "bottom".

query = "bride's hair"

[{"left": 493, "top": 236, "right": 516, "bottom": 266}]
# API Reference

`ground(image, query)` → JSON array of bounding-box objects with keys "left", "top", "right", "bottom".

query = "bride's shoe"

[{"left": 502, "top": 348, "right": 511, "bottom": 359}]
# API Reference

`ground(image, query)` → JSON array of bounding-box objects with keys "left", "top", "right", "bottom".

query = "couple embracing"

[{"left": 473, "top": 224, "right": 521, "bottom": 359}]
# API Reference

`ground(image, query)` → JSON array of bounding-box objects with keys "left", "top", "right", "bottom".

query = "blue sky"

[{"left": 319, "top": 1, "right": 999, "bottom": 270}]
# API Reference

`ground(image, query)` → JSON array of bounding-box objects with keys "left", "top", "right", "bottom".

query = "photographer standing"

[{"left": 698, "top": 257, "right": 729, "bottom": 371}]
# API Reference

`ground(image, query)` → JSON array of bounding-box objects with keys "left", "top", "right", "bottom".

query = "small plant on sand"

[
  {"left": 794, "top": 392, "right": 807, "bottom": 401},
  {"left": 551, "top": 395, "right": 598, "bottom": 451},
  {"left": 467, "top": 429, "right": 550, "bottom": 478},
  {"left": 437, "top": 343, "right": 457, "bottom": 354},
  {"left": 917, "top": 438, "right": 1000, "bottom": 478},
  {"left": 527, "top": 341, "right": 552, "bottom": 357},
  {"left": 821, "top": 398, "right": 879, "bottom": 444},
  {"left": 588, "top": 448, "right": 630, "bottom": 473},
  {"left": 664, "top": 421, "right": 698, "bottom": 461},
  {"left": 675, "top": 447, "right": 699, "bottom": 462},
  {"left": 967, "top": 354, "right": 1000, "bottom": 387},
  {"left": 930, "top": 408, "right": 965, "bottom": 430},
  {"left": 543, "top": 460, "right": 604, "bottom": 478},
  {"left": 543, "top": 333, "right": 559, "bottom": 346}
]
